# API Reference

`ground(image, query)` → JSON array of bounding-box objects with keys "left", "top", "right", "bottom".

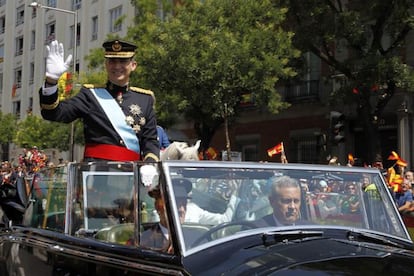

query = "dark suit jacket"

[
  {"left": 140, "top": 223, "right": 169, "bottom": 250},
  {"left": 254, "top": 214, "right": 310, "bottom": 227},
  {"left": 254, "top": 214, "right": 281, "bottom": 227}
]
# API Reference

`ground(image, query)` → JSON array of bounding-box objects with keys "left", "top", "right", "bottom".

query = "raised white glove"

[{"left": 45, "top": 40, "right": 73, "bottom": 80}]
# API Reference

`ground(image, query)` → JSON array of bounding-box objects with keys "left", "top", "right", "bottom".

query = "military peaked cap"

[{"left": 102, "top": 39, "right": 137, "bottom": 58}]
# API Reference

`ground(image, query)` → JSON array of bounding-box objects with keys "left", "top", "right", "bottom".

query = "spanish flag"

[
  {"left": 64, "top": 72, "right": 73, "bottom": 94},
  {"left": 205, "top": 147, "right": 218, "bottom": 160},
  {"left": 267, "top": 142, "right": 284, "bottom": 157},
  {"left": 387, "top": 167, "right": 403, "bottom": 192},
  {"left": 387, "top": 151, "right": 400, "bottom": 161},
  {"left": 347, "top": 153, "right": 354, "bottom": 166},
  {"left": 396, "top": 157, "right": 408, "bottom": 167},
  {"left": 387, "top": 150, "right": 408, "bottom": 167}
]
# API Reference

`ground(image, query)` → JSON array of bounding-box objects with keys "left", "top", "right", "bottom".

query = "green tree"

[
  {"left": 0, "top": 112, "right": 17, "bottom": 160},
  {"left": 14, "top": 115, "right": 75, "bottom": 151},
  {"left": 128, "top": 0, "right": 300, "bottom": 154},
  {"left": 284, "top": 0, "right": 414, "bottom": 164}
]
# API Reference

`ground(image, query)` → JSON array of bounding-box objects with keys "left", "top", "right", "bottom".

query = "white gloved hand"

[{"left": 45, "top": 40, "right": 73, "bottom": 80}]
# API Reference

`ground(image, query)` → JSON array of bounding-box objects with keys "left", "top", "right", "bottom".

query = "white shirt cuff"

[{"left": 42, "top": 84, "right": 58, "bottom": 96}]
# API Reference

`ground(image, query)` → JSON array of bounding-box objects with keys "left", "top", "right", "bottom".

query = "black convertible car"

[{"left": 0, "top": 161, "right": 414, "bottom": 275}]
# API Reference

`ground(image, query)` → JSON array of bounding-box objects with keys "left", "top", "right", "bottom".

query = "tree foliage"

[
  {"left": 0, "top": 112, "right": 17, "bottom": 144},
  {"left": 15, "top": 72, "right": 86, "bottom": 152},
  {"left": 285, "top": 0, "right": 414, "bottom": 164},
  {"left": 14, "top": 115, "right": 72, "bottom": 150},
  {"left": 0, "top": 112, "right": 17, "bottom": 160},
  {"left": 128, "top": 0, "right": 300, "bottom": 150}
]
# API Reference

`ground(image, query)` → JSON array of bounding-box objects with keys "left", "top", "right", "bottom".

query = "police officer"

[{"left": 39, "top": 39, "right": 159, "bottom": 162}]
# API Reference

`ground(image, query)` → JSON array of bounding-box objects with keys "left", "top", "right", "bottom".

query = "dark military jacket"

[{"left": 39, "top": 81, "right": 159, "bottom": 162}]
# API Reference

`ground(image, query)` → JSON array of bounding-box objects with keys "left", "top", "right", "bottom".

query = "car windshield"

[
  {"left": 24, "top": 161, "right": 409, "bottom": 256},
  {"left": 164, "top": 161, "right": 408, "bottom": 252}
]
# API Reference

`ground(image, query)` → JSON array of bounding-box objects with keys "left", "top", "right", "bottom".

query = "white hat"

[{"left": 319, "top": 180, "right": 328, "bottom": 187}]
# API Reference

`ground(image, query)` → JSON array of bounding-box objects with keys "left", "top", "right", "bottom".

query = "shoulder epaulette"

[
  {"left": 83, "top": 84, "right": 105, "bottom": 89},
  {"left": 130, "top": 86, "right": 154, "bottom": 97}
]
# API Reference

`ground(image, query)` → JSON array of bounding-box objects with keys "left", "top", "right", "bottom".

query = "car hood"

[{"left": 188, "top": 235, "right": 414, "bottom": 275}]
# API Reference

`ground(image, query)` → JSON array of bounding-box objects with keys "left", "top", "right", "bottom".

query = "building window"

[
  {"left": 109, "top": 6, "right": 123, "bottom": 33},
  {"left": 15, "top": 67, "right": 22, "bottom": 88},
  {"left": 70, "top": 23, "right": 81, "bottom": 48},
  {"left": 0, "top": 16, "right": 5, "bottom": 34},
  {"left": 31, "top": 30, "right": 36, "bottom": 50},
  {"left": 156, "top": 0, "right": 173, "bottom": 21},
  {"left": 236, "top": 134, "right": 260, "bottom": 161},
  {"left": 91, "top": 16, "right": 98, "bottom": 41},
  {"left": 47, "top": 0, "right": 57, "bottom": 8},
  {"left": 13, "top": 101, "right": 21, "bottom": 119},
  {"left": 28, "top": 98, "right": 33, "bottom": 115},
  {"left": 31, "top": 7, "right": 37, "bottom": 18},
  {"left": 290, "top": 135, "right": 319, "bottom": 164},
  {"left": 16, "top": 5, "right": 24, "bottom": 26},
  {"left": 29, "top": 63, "right": 34, "bottom": 84},
  {"left": 284, "top": 80, "right": 320, "bottom": 102},
  {"left": 0, "top": 44, "right": 3, "bottom": 63},
  {"left": 73, "top": 0, "right": 82, "bottom": 10},
  {"left": 46, "top": 22, "right": 56, "bottom": 44},
  {"left": 15, "top": 36, "right": 24, "bottom": 56},
  {"left": 241, "top": 144, "right": 258, "bottom": 161},
  {"left": 0, "top": 73, "right": 3, "bottom": 95},
  {"left": 77, "top": 23, "right": 81, "bottom": 46}
]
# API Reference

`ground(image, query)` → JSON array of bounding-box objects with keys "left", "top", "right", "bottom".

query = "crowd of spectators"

[
  {"left": 325, "top": 153, "right": 414, "bottom": 216},
  {"left": 0, "top": 146, "right": 66, "bottom": 186},
  {"left": 303, "top": 177, "right": 363, "bottom": 221}
]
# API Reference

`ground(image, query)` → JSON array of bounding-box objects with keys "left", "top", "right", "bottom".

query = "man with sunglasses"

[{"left": 39, "top": 39, "right": 159, "bottom": 162}]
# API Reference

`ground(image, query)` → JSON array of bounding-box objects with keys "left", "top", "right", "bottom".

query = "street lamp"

[{"left": 29, "top": 2, "right": 77, "bottom": 161}]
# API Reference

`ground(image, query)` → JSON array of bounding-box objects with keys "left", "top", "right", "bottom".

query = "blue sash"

[{"left": 90, "top": 88, "right": 140, "bottom": 153}]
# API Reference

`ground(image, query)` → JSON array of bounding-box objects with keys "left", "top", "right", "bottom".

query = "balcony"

[{"left": 284, "top": 80, "right": 320, "bottom": 103}]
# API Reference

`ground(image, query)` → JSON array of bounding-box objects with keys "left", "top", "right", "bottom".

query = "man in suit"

[
  {"left": 255, "top": 175, "right": 305, "bottom": 226},
  {"left": 140, "top": 178, "right": 192, "bottom": 250}
]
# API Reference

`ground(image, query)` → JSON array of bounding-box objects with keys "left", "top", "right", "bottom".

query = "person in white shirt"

[{"left": 185, "top": 194, "right": 239, "bottom": 224}]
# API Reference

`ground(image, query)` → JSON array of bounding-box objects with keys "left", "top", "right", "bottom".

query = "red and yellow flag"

[
  {"left": 396, "top": 158, "right": 408, "bottom": 167},
  {"left": 387, "top": 151, "right": 400, "bottom": 161},
  {"left": 347, "top": 153, "right": 354, "bottom": 166},
  {"left": 205, "top": 147, "right": 218, "bottom": 160},
  {"left": 387, "top": 166, "right": 404, "bottom": 192},
  {"left": 64, "top": 72, "right": 73, "bottom": 94},
  {"left": 387, "top": 150, "right": 407, "bottom": 167},
  {"left": 267, "top": 142, "right": 284, "bottom": 157}
]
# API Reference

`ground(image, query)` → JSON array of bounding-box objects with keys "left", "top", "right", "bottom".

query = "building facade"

[{"left": 0, "top": 0, "right": 137, "bottom": 161}]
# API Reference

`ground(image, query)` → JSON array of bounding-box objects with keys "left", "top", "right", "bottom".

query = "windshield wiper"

[
  {"left": 347, "top": 229, "right": 404, "bottom": 248},
  {"left": 261, "top": 230, "right": 324, "bottom": 246},
  {"left": 75, "top": 228, "right": 100, "bottom": 237}
]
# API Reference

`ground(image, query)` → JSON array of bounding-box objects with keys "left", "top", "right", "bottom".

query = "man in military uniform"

[{"left": 39, "top": 39, "right": 159, "bottom": 162}]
